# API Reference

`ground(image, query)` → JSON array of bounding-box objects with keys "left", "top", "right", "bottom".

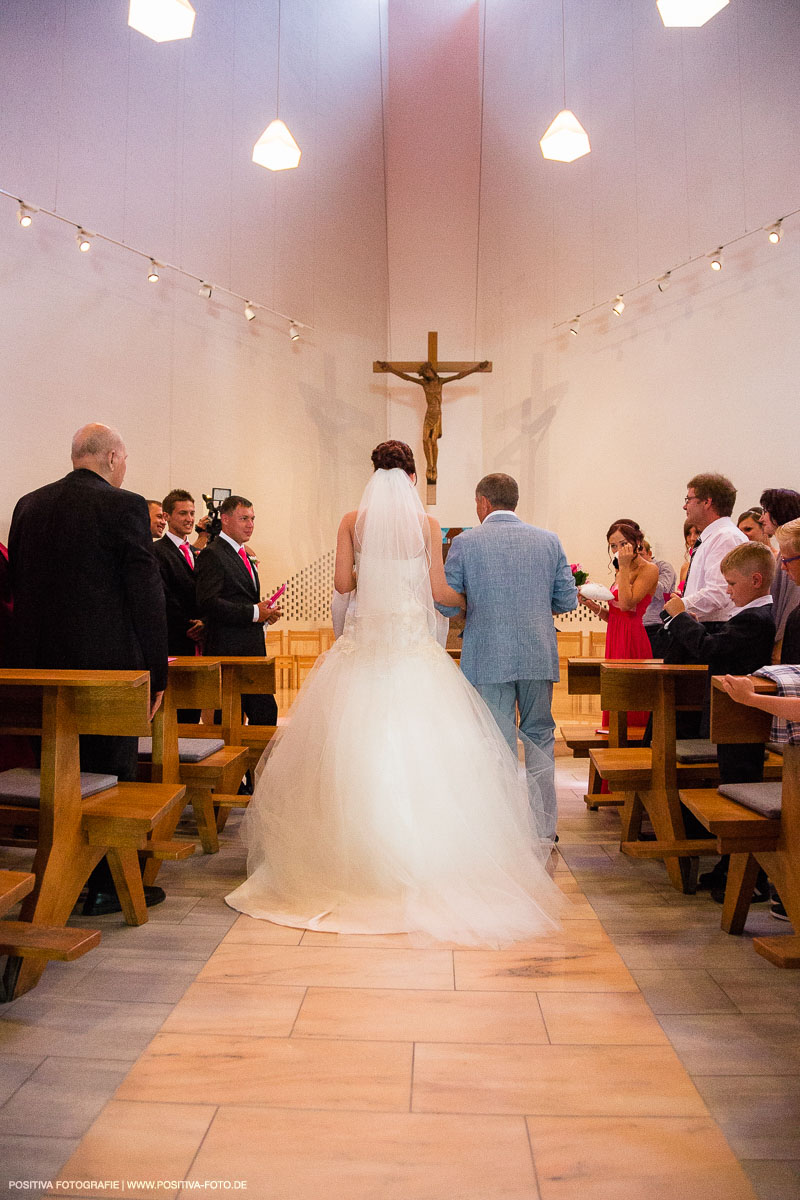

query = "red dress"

[{"left": 601, "top": 584, "right": 653, "bottom": 729}]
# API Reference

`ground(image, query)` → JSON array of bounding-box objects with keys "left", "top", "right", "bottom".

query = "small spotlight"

[
  {"left": 767, "top": 222, "right": 782, "bottom": 245},
  {"left": 76, "top": 229, "right": 91, "bottom": 252},
  {"left": 612, "top": 295, "right": 625, "bottom": 316},
  {"left": 657, "top": 272, "right": 671, "bottom": 292},
  {"left": 569, "top": 316, "right": 580, "bottom": 336},
  {"left": 710, "top": 248, "right": 722, "bottom": 271},
  {"left": 17, "top": 205, "right": 33, "bottom": 228},
  {"left": 147, "top": 259, "right": 160, "bottom": 283},
  {"left": 244, "top": 302, "right": 256, "bottom": 322},
  {"left": 198, "top": 282, "right": 213, "bottom": 299},
  {"left": 289, "top": 322, "right": 301, "bottom": 341}
]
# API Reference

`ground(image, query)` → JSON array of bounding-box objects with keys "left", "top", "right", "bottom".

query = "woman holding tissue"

[{"left": 580, "top": 520, "right": 659, "bottom": 729}]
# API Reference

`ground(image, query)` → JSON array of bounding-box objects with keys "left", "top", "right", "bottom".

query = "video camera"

[{"left": 197, "top": 487, "right": 231, "bottom": 543}]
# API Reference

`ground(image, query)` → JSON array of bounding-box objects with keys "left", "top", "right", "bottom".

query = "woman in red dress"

[{"left": 581, "top": 520, "right": 659, "bottom": 729}]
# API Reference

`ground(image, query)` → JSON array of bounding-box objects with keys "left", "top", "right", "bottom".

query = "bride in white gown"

[{"left": 225, "top": 441, "right": 564, "bottom": 946}]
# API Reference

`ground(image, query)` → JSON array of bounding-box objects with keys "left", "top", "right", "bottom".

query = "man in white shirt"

[{"left": 680, "top": 472, "right": 747, "bottom": 631}]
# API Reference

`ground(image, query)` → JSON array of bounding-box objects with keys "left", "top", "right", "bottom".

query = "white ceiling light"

[
  {"left": 76, "top": 229, "right": 91, "bottom": 252},
  {"left": 147, "top": 259, "right": 160, "bottom": 282},
  {"left": 767, "top": 222, "right": 782, "bottom": 245},
  {"left": 253, "top": 2, "right": 301, "bottom": 172},
  {"left": 709, "top": 247, "right": 722, "bottom": 270},
  {"left": 657, "top": 272, "right": 671, "bottom": 292},
  {"left": 656, "top": 0, "right": 729, "bottom": 26},
  {"left": 540, "top": 110, "right": 591, "bottom": 163},
  {"left": 539, "top": 1, "right": 590, "bottom": 163},
  {"left": 128, "top": 0, "right": 196, "bottom": 43},
  {"left": 252, "top": 119, "right": 301, "bottom": 171},
  {"left": 198, "top": 281, "right": 213, "bottom": 299},
  {"left": 244, "top": 302, "right": 256, "bottom": 322},
  {"left": 17, "top": 204, "right": 34, "bottom": 227},
  {"left": 569, "top": 316, "right": 580, "bottom": 336},
  {"left": 612, "top": 295, "right": 625, "bottom": 316},
  {"left": 289, "top": 322, "right": 301, "bottom": 341}
]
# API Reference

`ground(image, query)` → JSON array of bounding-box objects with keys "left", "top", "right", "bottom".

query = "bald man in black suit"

[{"left": 9, "top": 422, "right": 169, "bottom": 913}]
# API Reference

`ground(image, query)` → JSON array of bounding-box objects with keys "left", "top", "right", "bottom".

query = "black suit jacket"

[
  {"left": 195, "top": 535, "right": 266, "bottom": 657},
  {"left": 8, "top": 468, "right": 168, "bottom": 691},
  {"left": 153, "top": 536, "right": 200, "bottom": 655},
  {"left": 666, "top": 603, "right": 776, "bottom": 677}
]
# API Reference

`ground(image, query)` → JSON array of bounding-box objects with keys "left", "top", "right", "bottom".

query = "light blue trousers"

[{"left": 476, "top": 679, "right": 557, "bottom": 840}]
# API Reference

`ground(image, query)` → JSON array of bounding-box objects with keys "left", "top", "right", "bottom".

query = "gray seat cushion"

[
  {"left": 138, "top": 737, "right": 225, "bottom": 763},
  {"left": 676, "top": 739, "right": 717, "bottom": 763},
  {"left": 0, "top": 768, "right": 118, "bottom": 809},
  {"left": 718, "top": 781, "right": 782, "bottom": 820}
]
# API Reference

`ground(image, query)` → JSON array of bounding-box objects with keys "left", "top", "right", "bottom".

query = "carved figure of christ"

[{"left": 374, "top": 332, "right": 491, "bottom": 499}]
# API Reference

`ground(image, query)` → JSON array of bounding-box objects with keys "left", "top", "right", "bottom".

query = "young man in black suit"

[
  {"left": 662, "top": 540, "right": 776, "bottom": 782},
  {"left": 9, "top": 422, "right": 169, "bottom": 914},
  {"left": 195, "top": 494, "right": 281, "bottom": 725},
  {"left": 153, "top": 488, "right": 205, "bottom": 721}
]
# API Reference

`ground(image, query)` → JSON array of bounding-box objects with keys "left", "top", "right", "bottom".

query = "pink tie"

[
  {"left": 239, "top": 546, "right": 255, "bottom": 581},
  {"left": 180, "top": 542, "right": 194, "bottom": 570}
]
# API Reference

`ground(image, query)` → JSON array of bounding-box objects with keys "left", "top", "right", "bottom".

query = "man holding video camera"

[{"left": 195, "top": 493, "right": 281, "bottom": 725}]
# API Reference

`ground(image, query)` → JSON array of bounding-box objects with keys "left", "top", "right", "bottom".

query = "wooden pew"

[
  {"left": 138, "top": 658, "right": 248, "bottom": 882},
  {"left": 173, "top": 657, "right": 279, "bottom": 832},
  {"left": 680, "top": 677, "right": 800, "bottom": 967},
  {"left": 0, "top": 669, "right": 186, "bottom": 999},
  {"left": 591, "top": 663, "right": 783, "bottom": 893},
  {"left": 564, "top": 657, "right": 656, "bottom": 809}
]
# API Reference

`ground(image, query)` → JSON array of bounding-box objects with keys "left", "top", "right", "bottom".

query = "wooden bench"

[
  {"left": 590, "top": 663, "right": 782, "bottom": 893},
  {"left": 137, "top": 658, "right": 248, "bottom": 882},
  {"left": 565, "top": 657, "right": 657, "bottom": 808},
  {"left": 0, "top": 668, "right": 186, "bottom": 999},
  {"left": 679, "top": 676, "right": 800, "bottom": 967},
  {"left": 172, "top": 657, "right": 279, "bottom": 833}
]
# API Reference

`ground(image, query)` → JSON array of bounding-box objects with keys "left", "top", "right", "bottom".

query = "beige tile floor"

[{"left": 0, "top": 730, "right": 798, "bottom": 1199}]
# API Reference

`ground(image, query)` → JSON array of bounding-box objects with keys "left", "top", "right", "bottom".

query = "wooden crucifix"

[{"left": 374, "top": 331, "right": 491, "bottom": 505}]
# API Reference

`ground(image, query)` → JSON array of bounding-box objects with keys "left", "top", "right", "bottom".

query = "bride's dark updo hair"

[{"left": 371, "top": 440, "right": 416, "bottom": 476}]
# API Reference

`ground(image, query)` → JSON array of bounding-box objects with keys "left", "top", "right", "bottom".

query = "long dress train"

[{"left": 226, "top": 468, "right": 564, "bottom": 947}]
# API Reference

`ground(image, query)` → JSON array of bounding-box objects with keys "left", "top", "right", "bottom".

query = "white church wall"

[
  {"left": 384, "top": 0, "right": 486, "bottom": 524},
  {"left": 0, "top": 0, "right": 389, "bottom": 584},
  {"left": 476, "top": 0, "right": 800, "bottom": 583}
]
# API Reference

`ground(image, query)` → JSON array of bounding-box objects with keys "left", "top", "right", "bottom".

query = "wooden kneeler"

[{"left": 0, "top": 870, "right": 101, "bottom": 1002}]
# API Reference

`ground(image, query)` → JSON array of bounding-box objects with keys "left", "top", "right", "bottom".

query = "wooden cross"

[{"left": 374, "top": 331, "right": 492, "bottom": 505}]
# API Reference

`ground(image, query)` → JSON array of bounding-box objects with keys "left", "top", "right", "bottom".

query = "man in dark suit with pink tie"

[{"left": 195, "top": 495, "right": 281, "bottom": 725}]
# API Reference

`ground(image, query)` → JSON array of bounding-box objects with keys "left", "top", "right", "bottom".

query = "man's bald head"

[{"left": 71, "top": 423, "right": 128, "bottom": 487}]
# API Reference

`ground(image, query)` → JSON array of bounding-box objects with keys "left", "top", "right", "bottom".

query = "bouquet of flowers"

[{"left": 570, "top": 562, "right": 588, "bottom": 586}]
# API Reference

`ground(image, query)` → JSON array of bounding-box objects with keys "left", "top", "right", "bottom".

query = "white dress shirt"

[
  {"left": 165, "top": 529, "right": 191, "bottom": 551},
  {"left": 684, "top": 516, "right": 748, "bottom": 623}
]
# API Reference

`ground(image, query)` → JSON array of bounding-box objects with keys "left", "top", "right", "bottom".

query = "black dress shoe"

[{"left": 81, "top": 885, "right": 166, "bottom": 917}]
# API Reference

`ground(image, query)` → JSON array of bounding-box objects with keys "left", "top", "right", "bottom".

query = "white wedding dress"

[{"left": 225, "top": 468, "right": 564, "bottom": 946}]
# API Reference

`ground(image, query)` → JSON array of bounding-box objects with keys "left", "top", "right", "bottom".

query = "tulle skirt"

[{"left": 225, "top": 633, "right": 564, "bottom": 947}]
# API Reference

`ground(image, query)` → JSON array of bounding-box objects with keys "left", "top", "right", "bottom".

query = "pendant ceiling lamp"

[
  {"left": 656, "top": 0, "right": 729, "bottom": 27},
  {"left": 128, "top": 0, "right": 196, "bottom": 43},
  {"left": 539, "top": 0, "right": 590, "bottom": 163},
  {"left": 252, "top": 1, "right": 301, "bottom": 171}
]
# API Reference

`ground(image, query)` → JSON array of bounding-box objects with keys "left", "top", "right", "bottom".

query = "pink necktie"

[
  {"left": 180, "top": 542, "right": 194, "bottom": 570},
  {"left": 239, "top": 546, "right": 255, "bottom": 581}
]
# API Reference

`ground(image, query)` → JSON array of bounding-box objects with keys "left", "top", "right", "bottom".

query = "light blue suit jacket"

[{"left": 438, "top": 512, "right": 578, "bottom": 686}]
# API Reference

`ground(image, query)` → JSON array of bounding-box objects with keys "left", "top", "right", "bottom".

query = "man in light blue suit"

[{"left": 437, "top": 473, "right": 578, "bottom": 839}]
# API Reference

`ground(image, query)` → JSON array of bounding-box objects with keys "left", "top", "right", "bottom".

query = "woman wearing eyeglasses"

[
  {"left": 759, "top": 489, "right": 800, "bottom": 650},
  {"left": 776, "top": 517, "right": 800, "bottom": 664}
]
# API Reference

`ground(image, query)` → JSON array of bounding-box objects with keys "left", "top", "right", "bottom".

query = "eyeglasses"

[
  {"left": 780, "top": 553, "right": 800, "bottom": 567},
  {"left": 684, "top": 494, "right": 700, "bottom": 504}
]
